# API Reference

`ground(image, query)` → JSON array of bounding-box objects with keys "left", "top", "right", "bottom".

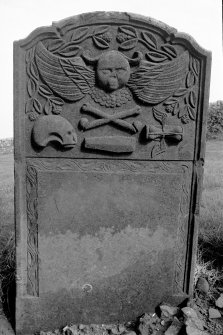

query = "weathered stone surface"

[
  {"left": 84, "top": 135, "right": 136, "bottom": 152},
  {"left": 14, "top": 11, "right": 211, "bottom": 334}
]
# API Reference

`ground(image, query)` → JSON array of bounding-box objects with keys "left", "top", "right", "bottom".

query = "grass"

[
  {"left": 0, "top": 153, "right": 15, "bottom": 323},
  {"left": 0, "top": 153, "right": 14, "bottom": 239},
  {"left": 200, "top": 141, "right": 223, "bottom": 232},
  {"left": 199, "top": 141, "right": 223, "bottom": 271}
]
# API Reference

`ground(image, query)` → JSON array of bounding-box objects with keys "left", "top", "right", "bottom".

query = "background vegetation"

[{"left": 206, "top": 100, "right": 223, "bottom": 140}]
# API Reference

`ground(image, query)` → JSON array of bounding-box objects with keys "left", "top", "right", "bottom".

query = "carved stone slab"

[{"left": 14, "top": 12, "right": 211, "bottom": 334}]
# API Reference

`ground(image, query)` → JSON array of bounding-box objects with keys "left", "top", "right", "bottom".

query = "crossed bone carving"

[{"left": 79, "top": 103, "right": 141, "bottom": 133}]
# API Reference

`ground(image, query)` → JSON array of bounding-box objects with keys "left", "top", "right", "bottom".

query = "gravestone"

[{"left": 14, "top": 12, "right": 211, "bottom": 334}]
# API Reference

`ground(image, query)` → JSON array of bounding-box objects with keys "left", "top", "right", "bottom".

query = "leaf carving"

[
  {"left": 141, "top": 31, "right": 157, "bottom": 48},
  {"left": 48, "top": 39, "right": 64, "bottom": 52},
  {"left": 119, "top": 26, "right": 137, "bottom": 38},
  {"left": 44, "top": 99, "right": 52, "bottom": 115},
  {"left": 33, "top": 98, "right": 42, "bottom": 114},
  {"left": 56, "top": 43, "right": 81, "bottom": 57},
  {"left": 189, "top": 91, "right": 196, "bottom": 108},
  {"left": 186, "top": 71, "right": 195, "bottom": 88},
  {"left": 192, "top": 58, "right": 199, "bottom": 75},
  {"left": 153, "top": 107, "right": 167, "bottom": 127},
  {"left": 26, "top": 50, "right": 32, "bottom": 63},
  {"left": 39, "top": 84, "right": 53, "bottom": 97},
  {"left": 145, "top": 52, "right": 168, "bottom": 62},
  {"left": 26, "top": 49, "right": 34, "bottom": 63},
  {"left": 161, "top": 44, "right": 177, "bottom": 58},
  {"left": 94, "top": 25, "right": 109, "bottom": 35},
  {"left": 92, "top": 36, "right": 109, "bottom": 49},
  {"left": 27, "top": 79, "right": 36, "bottom": 97},
  {"left": 160, "top": 137, "right": 166, "bottom": 151},
  {"left": 173, "top": 102, "right": 180, "bottom": 115},
  {"left": 151, "top": 142, "right": 166, "bottom": 158},
  {"left": 30, "top": 62, "right": 39, "bottom": 80},
  {"left": 119, "top": 38, "right": 138, "bottom": 51},
  {"left": 72, "top": 27, "right": 89, "bottom": 42},
  {"left": 187, "top": 106, "right": 195, "bottom": 120}
]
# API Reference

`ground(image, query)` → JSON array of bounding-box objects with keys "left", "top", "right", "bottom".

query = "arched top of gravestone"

[
  {"left": 18, "top": 11, "right": 211, "bottom": 57},
  {"left": 14, "top": 11, "right": 211, "bottom": 161}
]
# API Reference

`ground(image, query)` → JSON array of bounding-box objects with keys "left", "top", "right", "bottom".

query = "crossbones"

[{"left": 79, "top": 103, "right": 141, "bottom": 133}]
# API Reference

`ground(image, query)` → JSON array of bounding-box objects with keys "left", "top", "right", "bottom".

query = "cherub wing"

[
  {"left": 128, "top": 52, "right": 189, "bottom": 105},
  {"left": 35, "top": 42, "right": 95, "bottom": 102}
]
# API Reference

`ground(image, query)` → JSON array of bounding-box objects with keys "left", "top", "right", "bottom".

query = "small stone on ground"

[
  {"left": 160, "top": 305, "right": 179, "bottom": 318},
  {"left": 209, "top": 308, "right": 221, "bottom": 319},
  {"left": 196, "top": 277, "right": 209, "bottom": 294},
  {"left": 0, "top": 314, "right": 14, "bottom": 335},
  {"left": 215, "top": 293, "right": 223, "bottom": 309},
  {"left": 164, "top": 316, "right": 182, "bottom": 334}
]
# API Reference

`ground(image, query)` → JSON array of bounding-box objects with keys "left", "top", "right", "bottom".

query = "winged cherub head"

[
  {"left": 35, "top": 42, "right": 189, "bottom": 106},
  {"left": 96, "top": 51, "right": 130, "bottom": 92}
]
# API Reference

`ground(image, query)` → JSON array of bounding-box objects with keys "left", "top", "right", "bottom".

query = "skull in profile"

[{"left": 32, "top": 115, "right": 77, "bottom": 149}]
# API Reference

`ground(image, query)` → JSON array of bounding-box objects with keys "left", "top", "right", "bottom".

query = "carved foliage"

[
  {"left": 164, "top": 55, "right": 199, "bottom": 123},
  {"left": 115, "top": 26, "right": 199, "bottom": 124},
  {"left": 26, "top": 164, "right": 39, "bottom": 296},
  {"left": 116, "top": 25, "right": 177, "bottom": 62},
  {"left": 46, "top": 25, "right": 112, "bottom": 53},
  {"left": 173, "top": 164, "right": 191, "bottom": 294},
  {"left": 26, "top": 47, "right": 64, "bottom": 121}
]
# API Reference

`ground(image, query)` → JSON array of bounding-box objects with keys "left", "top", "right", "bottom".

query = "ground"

[{"left": 0, "top": 140, "right": 222, "bottom": 334}]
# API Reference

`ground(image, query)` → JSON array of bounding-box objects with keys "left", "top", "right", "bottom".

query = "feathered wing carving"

[
  {"left": 35, "top": 42, "right": 95, "bottom": 102},
  {"left": 128, "top": 52, "right": 189, "bottom": 105}
]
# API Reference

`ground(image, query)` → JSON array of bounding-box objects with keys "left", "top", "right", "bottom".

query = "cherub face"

[{"left": 96, "top": 51, "right": 130, "bottom": 92}]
